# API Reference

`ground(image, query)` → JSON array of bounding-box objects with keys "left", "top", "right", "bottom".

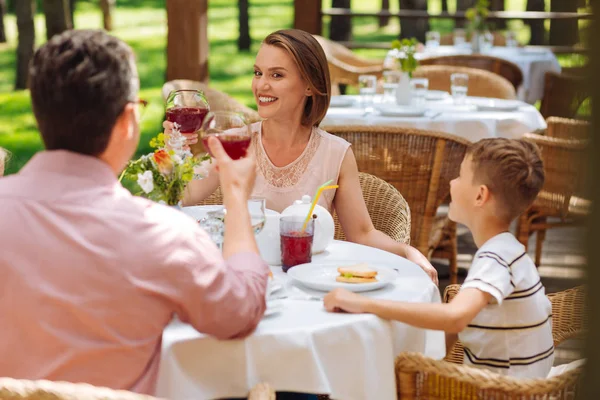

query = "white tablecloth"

[
  {"left": 322, "top": 95, "right": 546, "bottom": 142},
  {"left": 156, "top": 241, "right": 444, "bottom": 400},
  {"left": 414, "top": 45, "right": 561, "bottom": 104}
]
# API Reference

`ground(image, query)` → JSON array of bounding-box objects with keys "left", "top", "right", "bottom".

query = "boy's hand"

[
  {"left": 324, "top": 288, "right": 372, "bottom": 314},
  {"left": 162, "top": 120, "right": 198, "bottom": 147},
  {"left": 206, "top": 136, "right": 256, "bottom": 202},
  {"left": 406, "top": 246, "right": 439, "bottom": 286}
]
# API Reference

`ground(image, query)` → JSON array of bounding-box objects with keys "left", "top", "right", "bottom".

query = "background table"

[
  {"left": 156, "top": 240, "right": 445, "bottom": 400},
  {"left": 414, "top": 45, "right": 561, "bottom": 104},
  {"left": 322, "top": 95, "right": 546, "bottom": 142}
]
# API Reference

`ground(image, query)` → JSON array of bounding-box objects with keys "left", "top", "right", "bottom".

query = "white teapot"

[{"left": 281, "top": 195, "right": 335, "bottom": 254}]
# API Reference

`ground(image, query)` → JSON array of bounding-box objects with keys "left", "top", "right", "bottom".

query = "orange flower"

[{"left": 153, "top": 149, "right": 174, "bottom": 175}]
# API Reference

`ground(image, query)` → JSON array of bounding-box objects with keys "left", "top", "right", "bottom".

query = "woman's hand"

[
  {"left": 324, "top": 288, "right": 372, "bottom": 314},
  {"left": 405, "top": 246, "right": 439, "bottom": 286},
  {"left": 162, "top": 120, "right": 198, "bottom": 147}
]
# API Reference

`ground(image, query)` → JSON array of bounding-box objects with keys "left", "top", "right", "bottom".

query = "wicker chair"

[
  {"left": 326, "top": 126, "right": 470, "bottom": 283},
  {"left": 333, "top": 172, "right": 411, "bottom": 244},
  {"left": 395, "top": 351, "right": 583, "bottom": 399},
  {"left": 439, "top": 31, "right": 508, "bottom": 46},
  {"left": 162, "top": 80, "right": 261, "bottom": 156},
  {"left": 312, "top": 35, "right": 384, "bottom": 95},
  {"left": 545, "top": 117, "right": 589, "bottom": 140},
  {"left": 539, "top": 72, "right": 590, "bottom": 119},
  {"left": 0, "top": 379, "right": 275, "bottom": 400},
  {"left": 412, "top": 65, "right": 516, "bottom": 100},
  {"left": 419, "top": 54, "right": 523, "bottom": 91},
  {"left": 442, "top": 284, "right": 587, "bottom": 365},
  {"left": 516, "top": 133, "right": 590, "bottom": 266},
  {"left": 195, "top": 173, "right": 411, "bottom": 245}
]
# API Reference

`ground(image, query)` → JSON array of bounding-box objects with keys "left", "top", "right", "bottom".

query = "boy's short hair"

[{"left": 467, "top": 138, "right": 545, "bottom": 222}]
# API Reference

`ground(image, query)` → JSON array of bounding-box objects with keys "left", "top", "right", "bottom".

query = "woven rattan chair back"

[
  {"left": 395, "top": 351, "right": 583, "bottom": 400},
  {"left": 442, "top": 284, "right": 587, "bottom": 365},
  {"left": 413, "top": 65, "right": 516, "bottom": 99},
  {"left": 540, "top": 72, "right": 590, "bottom": 119},
  {"left": 333, "top": 172, "right": 411, "bottom": 244},
  {"left": 325, "top": 125, "right": 469, "bottom": 256},
  {"left": 0, "top": 378, "right": 160, "bottom": 400},
  {"left": 545, "top": 117, "right": 590, "bottom": 141},
  {"left": 419, "top": 54, "right": 523, "bottom": 90},
  {"left": 312, "top": 35, "right": 384, "bottom": 94}
]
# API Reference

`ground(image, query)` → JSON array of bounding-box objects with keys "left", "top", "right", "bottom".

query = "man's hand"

[
  {"left": 324, "top": 288, "right": 372, "bottom": 314},
  {"left": 206, "top": 136, "right": 256, "bottom": 203},
  {"left": 162, "top": 120, "right": 198, "bottom": 147},
  {"left": 405, "top": 246, "right": 439, "bottom": 286}
]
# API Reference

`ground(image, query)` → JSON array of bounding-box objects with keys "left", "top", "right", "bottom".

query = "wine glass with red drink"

[
  {"left": 200, "top": 111, "right": 252, "bottom": 160},
  {"left": 165, "top": 89, "right": 210, "bottom": 144}
]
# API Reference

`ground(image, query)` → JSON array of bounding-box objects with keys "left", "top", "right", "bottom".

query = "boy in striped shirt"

[{"left": 324, "top": 138, "right": 553, "bottom": 378}]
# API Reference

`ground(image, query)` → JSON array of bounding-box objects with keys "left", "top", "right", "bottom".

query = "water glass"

[
  {"left": 199, "top": 207, "right": 226, "bottom": 250},
  {"left": 453, "top": 29, "right": 466, "bottom": 47},
  {"left": 505, "top": 31, "right": 518, "bottom": 48},
  {"left": 410, "top": 78, "right": 429, "bottom": 106},
  {"left": 451, "top": 73, "right": 469, "bottom": 104},
  {"left": 425, "top": 31, "right": 440, "bottom": 48},
  {"left": 280, "top": 216, "right": 314, "bottom": 273},
  {"left": 481, "top": 31, "right": 494, "bottom": 52},
  {"left": 382, "top": 70, "right": 402, "bottom": 104},
  {"left": 248, "top": 197, "right": 266, "bottom": 235},
  {"left": 358, "top": 74, "right": 377, "bottom": 108}
]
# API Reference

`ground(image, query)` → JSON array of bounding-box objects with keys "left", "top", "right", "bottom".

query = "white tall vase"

[{"left": 395, "top": 72, "right": 412, "bottom": 106}]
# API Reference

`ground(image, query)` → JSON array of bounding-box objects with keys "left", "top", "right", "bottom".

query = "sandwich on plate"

[{"left": 336, "top": 263, "right": 378, "bottom": 283}]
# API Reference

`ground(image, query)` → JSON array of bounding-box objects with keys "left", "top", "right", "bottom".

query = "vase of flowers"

[
  {"left": 466, "top": 0, "right": 491, "bottom": 53},
  {"left": 389, "top": 38, "right": 419, "bottom": 105},
  {"left": 120, "top": 127, "right": 210, "bottom": 207}
]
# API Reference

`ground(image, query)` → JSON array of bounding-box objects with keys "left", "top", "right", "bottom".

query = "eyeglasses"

[{"left": 129, "top": 98, "right": 148, "bottom": 118}]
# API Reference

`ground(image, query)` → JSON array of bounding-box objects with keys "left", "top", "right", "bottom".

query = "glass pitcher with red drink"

[
  {"left": 200, "top": 111, "right": 252, "bottom": 160},
  {"left": 165, "top": 89, "right": 210, "bottom": 148}
]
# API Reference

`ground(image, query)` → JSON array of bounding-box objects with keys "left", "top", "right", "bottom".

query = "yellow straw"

[{"left": 301, "top": 185, "right": 339, "bottom": 232}]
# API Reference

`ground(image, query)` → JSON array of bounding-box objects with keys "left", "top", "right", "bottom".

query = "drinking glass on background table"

[
  {"left": 425, "top": 31, "right": 440, "bottom": 48},
  {"left": 410, "top": 78, "right": 429, "bottom": 107},
  {"left": 453, "top": 29, "right": 466, "bottom": 46},
  {"left": 280, "top": 216, "right": 314, "bottom": 273},
  {"left": 505, "top": 31, "right": 518, "bottom": 48},
  {"left": 382, "top": 71, "right": 402, "bottom": 104},
  {"left": 450, "top": 73, "right": 469, "bottom": 105},
  {"left": 358, "top": 75, "right": 377, "bottom": 109},
  {"left": 481, "top": 31, "right": 494, "bottom": 52},
  {"left": 200, "top": 111, "right": 252, "bottom": 160},
  {"left": 166, "top": 90, "right": 210, "bottom": 145}
]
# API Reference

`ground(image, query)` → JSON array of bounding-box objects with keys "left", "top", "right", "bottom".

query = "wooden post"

[
  {"left": 0, "top": 0, "right": 7, "bottom": 42},
  {"left": 42, "top": 0, "right": 72, "bottom": 40},
  {"left": 166, "top": 0, "right": 209, "bottom": 83},
  {"left": 15, "top": 0, "right": 36, "bottom": 89},
  {"left": 100, "top": 0, "right": 115, "bottom": 31},
  {"left": 379, "top": 0, "right": 390, "bottom": 27},
  {"left": 294, "top": 0, "right": 321, "bottom": 35},
  {"left": 526, "top": 0, "right": 546, "bottom": 45},
  {"left": 238, "top": 0, "right": 250, "bottom": 51},
  {"left": 330, "top": 0, "right": 351, "bottom": 41},
  {"left": 399, "top": 0, "right": 429, "bottom": 42},
  {"left": 549, "top": 0, "right": 579, "bottom": 46}
]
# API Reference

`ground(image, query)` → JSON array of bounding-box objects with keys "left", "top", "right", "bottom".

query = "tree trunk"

[
  {"left": 455, "top": 0, "right": 475, "bottom": 28},
  {"left": 42, "top": 0, "right": 72, "bottom": 40},
  {"left": 293, "top": 0, "right": 321, "bottom": 35},
  {"left": 330, "top": 0, "right": 351, "bottom": 41},
  {"left": 398, "top": 0, "right": 429, "bottom": 42},
  {"left": 238, "top": 0, "right": 250, "bottom": 51},
  {"left": 379, "top": 0, "right": 390, "bottom": 28},
  {"left": 166, "top": 0, "right": 209, "bottom": 83},
  {"left": 69, "top": 0, "right": 76, "bottom": 28},
  {"left": 0, "top": 0, "right": 7, "bottom": 43},
  {"left": 526, "top": 0, "right": 545, "bottom": 45},
  {"left": 15, "top": 0, "right": 36, "bottom": 89},
  {"left": 490, "top": 0, "right": 505, "bottom": 30},
  {"left": 549, "top": 0, "right": 579, "bottom": 45},
  {"left": 99, "top": 0, "right": 115, "bottom": 31},
  {"left": 441, "top": 0, "right": 448, "bottom": 12}
]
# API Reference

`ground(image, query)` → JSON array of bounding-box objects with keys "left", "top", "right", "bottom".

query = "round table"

[
  {"left": 156, "top": 240, "right": 444, "bottom": 400},
  {"left": 322, "top": 95, "right": 545, "bottom": 142}
]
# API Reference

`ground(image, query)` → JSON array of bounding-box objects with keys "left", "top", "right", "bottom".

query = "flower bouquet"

[
  {"left": 120, "top": 128, "right": 210, "bottom": 206},
  {"left": 389, "top": 38, "right": 419, "bottom": 77}
]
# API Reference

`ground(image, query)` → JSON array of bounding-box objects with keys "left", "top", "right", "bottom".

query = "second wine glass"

[{"left": 200, "top": 111, "right": 252, "bottom": 160}]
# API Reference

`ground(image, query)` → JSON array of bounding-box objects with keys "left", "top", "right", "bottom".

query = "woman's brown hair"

[{"left": 263, "top": 29, "right": 331, "bottom": 127}]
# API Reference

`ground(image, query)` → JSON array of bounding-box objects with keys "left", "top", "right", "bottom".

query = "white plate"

[
  {"left": 375, "top": 105, "right": 426, "bottom": 117},
  {"left": 470, "top": 98, "right": 522, "bottom": 112},
  {"left": 287, "top": 261, "right": 397, "bottom": 293},
  {"left": 181, "top": 205, "right": 224, "bottom": 222},
  {"left": 329, "top": 96, "right": 355, "bottom": 108},
  {"left": 425, "top": 90, "right": 449, "bottom": 101},
  {"left": 263, "top": 299, "right": 284, "bottom": 317}
]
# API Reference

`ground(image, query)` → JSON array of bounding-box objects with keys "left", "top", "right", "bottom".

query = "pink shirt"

[{"left": 0, "top": 150, "right": 268, "bottom": 394}]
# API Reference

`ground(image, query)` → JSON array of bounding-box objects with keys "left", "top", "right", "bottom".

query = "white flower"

[
  {"left": 137, "top": 170, "right": 154, "bottom": 194},
  {"left": 172, "top": 154, "right": 183, "bottom": 165}
]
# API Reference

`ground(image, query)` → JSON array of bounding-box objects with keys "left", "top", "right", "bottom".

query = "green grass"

[{"left": 0, "top": 0, "right": 589, "bottom": 174}]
